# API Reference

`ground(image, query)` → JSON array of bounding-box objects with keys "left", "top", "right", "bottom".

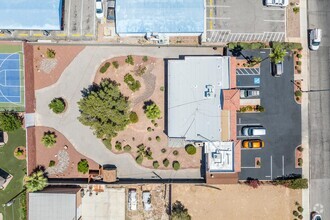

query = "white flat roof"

[
  {"left": 167, "top": 56, "right": 230, "bottom": 142},
  {"left": 205, "top": 141, "right": 234, "bottom": 172}
]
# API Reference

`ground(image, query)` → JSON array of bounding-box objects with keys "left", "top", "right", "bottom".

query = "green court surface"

[{"left": 0, "top": 44, "right": 25, "bottom": 112}]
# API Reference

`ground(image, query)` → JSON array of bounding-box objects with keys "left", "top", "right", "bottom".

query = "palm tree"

[
  {"left": 41, "top": 132, "right": 57, "bottom": 148},
  {"left": 269, "top": 45, "right": 286, "bottom": 64},
  {"left": 24, "top": 171, "right": 48, "bottom": 192}
]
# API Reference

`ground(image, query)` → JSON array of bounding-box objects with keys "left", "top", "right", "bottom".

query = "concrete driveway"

[{"left": 35, "top": 46, "right": 217, "bottom": 179}]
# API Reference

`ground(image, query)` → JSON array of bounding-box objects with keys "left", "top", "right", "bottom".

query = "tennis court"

[{"left": 0, "top": 44, "right": 24, "bottom": 111}]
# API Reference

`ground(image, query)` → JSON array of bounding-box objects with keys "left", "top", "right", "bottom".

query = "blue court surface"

[{"left": 0, "top": 53, "right": 21, "bottom": 103}]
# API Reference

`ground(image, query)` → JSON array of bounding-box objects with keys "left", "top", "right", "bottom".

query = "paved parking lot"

[
  {"left": 0, "top": 0, "right": 97, "bottom": 41},
  {"left": 206, "top": 0, "right": 286, "bottom": 43},
  {"left": 230, "top": 49, "right": 302, "bottom": 180}
]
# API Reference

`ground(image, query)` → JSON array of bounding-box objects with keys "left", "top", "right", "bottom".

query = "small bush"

[
  {"left": 147, "top": 127, "right": 152, "bottom": 132},
  {"left": 161, "top": 148, "right": 167, "bottom": 153},
  {"left": 297, "top": 146, "right": 303, "bottom": 152},
  {"left": 173, "top": 150, "right": 179, "bottom": 156},
  {"left": 148, "top": 137, "right": 152, "bottom": 141},
  {"left": 185, "top": 144, "right": 197, "bottom": 155},
  {"left": 49, "top": 160, "right": 55, "bottom": 167},
  {"left": 49, "top": 98, "right": 66, "bottom": 114},
  {"left": 245, "top": 179, "right": 261, "bottom": 189},
  {"left": 142, "top": 56, "right": 148, "bottom": 62},
  {"left": 136, "top": 65, "right": 147, "bottom": 76},
  {"left": 160, "top": 86, "right": 164, "bottom": 92},
  {"left": 77, "top": 159, "right": 89, "bottom": 174},
  {"left": 144, "top": 102, "right": 161, "bottom": 120},
  {"left": 256, "top": 105, "right": 265, "bottom": 112},
  {"left": 125, "top": 55, "right": 134, "bottom": 65},
  {"left": 15, "top": 148, "right": 24, "bottom": 156},
  {"left": 124, "top": 73, "right": 141, "bottom": 92},
  {"left": 293, "top": 7, "right": 300, "bottom": 14},
  {"left": 293, "top": 210, "right": 299, "bottom": 216},
  {"left": 154, "top": 123, "right": 158, "bottom": 127},
  {"left": 136, "top": 154, "right": 143, "bottom": 164},
  {"left": 100, "top": 62, "right": 110, "bottom": 73},
  {"left": 156, "top": 136, "right": 161, "bottom": 142},
  {"left": 123, "top": 145, "right": 131, "bottom": 152},
  {"left": 41, "top": 132, "right": 57, "bottom": 148},
  {"left": 271, "top": 42, "right": 303, "bottom": 51},
  {"left": 115, "top": 141, "right": 122, "bottom": 151},
  {"left": 246, "top": 105, "right": 253, "bottom": 111},
  {"left": 298, "top": 215, "right": 303, "bottom": 219},
  {"left": 112, "top": 61, "right": 119, "bottom": 69},
  {"left": 295, "top": 90, "right": 302, "bottom": 97},
  {"left": 46, "top": 48, "right": 56, "bottom": 58},
  {"left": 153, "top": 161, "right": 160, "bottom": 169},
  {"left": 297, "top": 54, "right": 302, "bottom": 59},
  {"left": 102, "top": 138, "right": 112, "bottom": 150},
  {"left": 298, "top": 158, "right": 303, "bottom": 166},
  {"left": 172, "top": 161, "right": 180, "bottom": 170},
  {"left": 297, "top": 206, "right": 303, "bottom": 213},
  {"left": 163, "top": 159, "right": 170, "bottom": 167},
  {"left": 296, "top": 61, "right": 302, "bottom": 66},
  {"left": 129, "top": 112, "right": 139, "bottom": 123}
]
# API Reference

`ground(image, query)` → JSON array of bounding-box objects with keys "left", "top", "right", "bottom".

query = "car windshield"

[{"left": 312, "top": 41, "right": 320, "bottom": 46}]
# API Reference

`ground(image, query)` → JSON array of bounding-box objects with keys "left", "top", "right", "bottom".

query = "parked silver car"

[
  {"left": 264, "top": 0, "right": 289, "bottom": 7},
  {"left": 240, "top": 89, "right": 260, "bottom": 98},
  {"left": 272, "top": 61, "right": 283, "bottom": 77},
  {"left": 309, "top": 29, "right": 322, "bottom": 51}
]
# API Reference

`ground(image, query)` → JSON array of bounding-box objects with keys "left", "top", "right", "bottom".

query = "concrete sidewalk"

[{"left": 35, "top": 46, "right": 218, "bottom": 179}]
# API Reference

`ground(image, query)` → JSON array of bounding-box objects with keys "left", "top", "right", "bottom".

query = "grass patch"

[
  {"left": 0, "top": 128, "right": 26, "bottom": 220},
  {"left": 271, "top": 42, "right": 303, "bottom": 51}
]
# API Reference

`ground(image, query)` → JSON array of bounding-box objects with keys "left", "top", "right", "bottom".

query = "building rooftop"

[
  {"left": 205, "top": 141, "right": 234, "bottom": 172},
  {"left": 115, "top": 0, "right": 204, "bottom": 35},
  {"left": 167, "top": 56, "right": 231, "bottom": 142},
  {"left": 0, "top": 0, "right": 62, "bottom": 30}
]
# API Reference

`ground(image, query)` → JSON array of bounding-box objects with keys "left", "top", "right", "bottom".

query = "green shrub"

[
  {"left": 161, "top": 148, "right": 167, "bottom": 153},
  {"left": 144, "top": 102, "right": 161, "bottom": 119},
  {"left": 148, "top": 137, "right": 152, "bottom": 141},
  {"left": 173, "top": 150, "right": 179, "bottom": 156},
  {"left": 297, "top": 54, "right": 302, "bottom": 59},
  {"left": 125, "top": 55, "right": 134, "bottom": 65},
  {"left": 298, "top": 215, "right": 303, "bottom": 219},
  {"left": 142, "top": 56, "right": 148, "bottom": 62},
  {"left": 173, "top": 161, "right": 180, "bottom": 170},
  {"left": 156, "top": 136, "right": 161, "bottom": 142},
  {"left": 154, "top": 123, "right": 158, "bottom": 127},
  {"left": 246, "top": 105, "right": 253, "bottom": 111},
  {"left": 49, "top": 98, "right": 66, "bottom": 114},
  {"left": 160, "top": 86, "right": 164, "bottom": 91},
  {"left": 102, "top": 138, "right": 112, "bottom": 150},
  {"left": 297, "top": 206, "right": 303, "bottom": 213},
  {"left": 147, "top": 127, "right": 152, "bottom": 132},
  {"left": 136, "top": 154, "right": 143, "bottom": 164},
  {"left": 115, "top": 141, "right": 122, "bottom": 151},
  {"left": 100, "top": 62, "right": 111, "bottom": 73},
  {"left": 49, "top": 160, "right": 56, "bottom": 167},
  {"left": 293, "top": 210, "right": 299, "bottom": 216},
  {"left": 0, "top": 111, "right": 22, "bottom": 131},
  {"left": 273, "top": 178, "right": 308, "bottom": 189},
  {"left": 227, "top": 42, "right": 267, "bottom": 50},
  {"left": 129, "top": 111, "right": 139, "bottom": 123},
  {"left": 296, "top": 61, "right": 302, "bottom": 66},
  {"left": 124, "top": 73, "right": 141, "bottom": 92},
  {"left": 298, "top": 158, "right": 303, "bottom": 166},
  {"left": 163, "top": 158, "right": 170, "bottom": 167},
  {"left": 295, "top": 90, "right": 302, "bottom": 97},
  {"left": 15, "top": 148, "right": 24, "bottom": 156},
  {"left": 123, "top": 145, "right": 131, "bottom": 152},
  {"left": 41, "top": 132, "right": 57, "bottom": 148},
  {"left": 256, "top": 105, "right": 265, "bottom": 112},
  {"left": 271, "top": 42, "right": 303, "bottom": 51},
  {"left": 185, "top": 144, "right": 197, "bottom": 155},
  {"left": 46, "top": 48, "right": 56, "bottom": 58},
  {"left": 153, "top": 161, "right": 160, "bottom": 169},
  {"left": 77, "top": 159, "right": 89, "bottom": 174},
  {"left": 112, "top": 61, "right": 119, "bottom": 69},
  {"left": 293, "top": 7, "right": 300, "bottom": 14},
  {"left": 136, "top": 65, "right": 147, "bottom": 76}
]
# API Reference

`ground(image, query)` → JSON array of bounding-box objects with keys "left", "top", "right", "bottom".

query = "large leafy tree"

[
  {"left": 269, "top": 45, "right": 286, "bottom": 64},
  {"left": 78, "top": 79, "right": 130, "bottom": 140},
  {"left": 171, "top": 201, "right": 191, "bottom": 220},
  {"left": 24, "top": 171, "right": 48, "bottom": 192},
  {"left": 0, "top": 111, "right": 22, "bottom": 131}
]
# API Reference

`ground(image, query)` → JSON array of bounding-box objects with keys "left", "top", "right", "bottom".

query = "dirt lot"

[{"left": 172, "top": 184, "right": 302, "bottom": 220}]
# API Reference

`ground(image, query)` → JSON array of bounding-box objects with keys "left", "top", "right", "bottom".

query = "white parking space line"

[
  {"left": 282, "top": 155, "right": 285, "bottom": 176},
  {"left": 80, "top": 0, "right": 84, "bottom": 35},
  {"left": 67, "top": 0, "right": 72, "bottom": 36},
  {"left": 241, "top": 167, "right": 259, "bottom": 169},
  {"left": 264, "top": 19, "right": 285, "bottom": 22}
]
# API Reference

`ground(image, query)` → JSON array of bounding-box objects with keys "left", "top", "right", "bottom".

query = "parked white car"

[
  {"left": 309, "top": 29, "right": 322, "bottom": 51},
  {"left": 240, "top": 89, "right": 260, "bottom": 98},
  {"left": 264, "top": 0, "right": 289, "bottom": 7},
  {"left": 142, "top": 191, "right": 152, "bottom": 211},
  {"left": 128, "top": 189, "right": 137, "bottom": 211},
  {"left": 96, "top": 0, "right": 104, "bottom": 19}
]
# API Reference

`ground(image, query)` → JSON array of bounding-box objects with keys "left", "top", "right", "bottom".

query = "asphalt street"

[{"left": 308, "top": 0, "right": 330, "bottom": 218}]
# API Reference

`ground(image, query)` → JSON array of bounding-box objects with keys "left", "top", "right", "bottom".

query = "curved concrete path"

[{"left": 35, "top": 46, "right": 216, "bottom": 179}]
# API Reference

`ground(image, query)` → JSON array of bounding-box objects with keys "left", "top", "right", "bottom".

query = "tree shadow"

[{"left": 143, "top": 100, "right": 155, "bottom": 111}]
